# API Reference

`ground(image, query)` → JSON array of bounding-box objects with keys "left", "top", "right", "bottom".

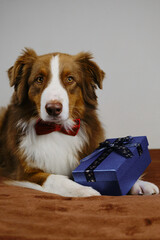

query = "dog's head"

[{"left": 8, "top": 48, "right": 105, "bottom": 124}]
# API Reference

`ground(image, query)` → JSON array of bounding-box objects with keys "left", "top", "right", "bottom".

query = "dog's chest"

[{"left": 20, "top": 126, "right": 87, "bottom": 177}]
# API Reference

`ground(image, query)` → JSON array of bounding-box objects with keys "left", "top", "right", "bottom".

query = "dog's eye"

[
  {"left": 67, "top": 76, "right": 74, "bottom": 84},
  {"left": 35, "top": 76, "right": 44, "bottom": 84}
]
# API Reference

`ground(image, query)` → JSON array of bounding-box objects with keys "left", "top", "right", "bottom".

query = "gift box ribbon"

[{"left": 84, "top": 136, "right": 142, "bottom": 182}]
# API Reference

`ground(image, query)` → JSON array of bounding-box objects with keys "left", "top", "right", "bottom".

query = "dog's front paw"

[
  {"left": 43, "top": 174, "right": 101, "bottom": 197},
  {"left": 130, "top": 180, "right": 159, "bottom": 195},
  {"left": 72, "top": 184, "right": 101, "bottom": 197}
]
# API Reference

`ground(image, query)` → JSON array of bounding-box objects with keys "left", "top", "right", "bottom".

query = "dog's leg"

[
  {"left": 130, "top": 179, "right": 159, "bottom": 195},
  {"left": 8, "top": 169, "right": 100, "bottom": 197},
  {"left": 25, "top": 169, "right": 101, "bottom": 197},
  {"left": 42, "top": 174, "right": 101, "bottom": 197}
]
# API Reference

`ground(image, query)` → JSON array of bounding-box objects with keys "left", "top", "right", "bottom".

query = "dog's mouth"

[
  {"left": 38, "top": 115, "right": 66, "bottom": 126},
  {"left": 38, "top": 113, "right": 74, "bottom": 127}
]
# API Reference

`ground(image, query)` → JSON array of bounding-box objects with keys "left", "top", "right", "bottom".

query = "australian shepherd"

[{"left": 0, "top": 49, "right": 159, "bottom": 197}]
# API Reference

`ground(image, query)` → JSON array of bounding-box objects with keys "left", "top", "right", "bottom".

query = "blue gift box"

[{"left": 72, "top": 136, "right": 151, "bottom": 196}]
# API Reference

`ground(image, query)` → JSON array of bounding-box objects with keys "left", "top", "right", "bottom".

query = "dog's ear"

[
  {"left": 8, "top": 48, "right": 37, "bottom": 105},
  {"left": 75, "top": 52, "right": 105, "bottom": 108}
]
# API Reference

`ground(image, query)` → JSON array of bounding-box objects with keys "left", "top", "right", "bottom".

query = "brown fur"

[{"left": 0, "top": 48, "right": 105, "bottom": 185}]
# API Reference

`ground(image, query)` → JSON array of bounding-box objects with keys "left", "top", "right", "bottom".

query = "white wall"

[{"left": 0, "top": 0, "right": 160, "bottom": 148}]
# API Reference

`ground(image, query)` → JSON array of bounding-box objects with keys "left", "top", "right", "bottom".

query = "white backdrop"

[{"left": 0, "top": 0, "right": 160, "bottom": 148}]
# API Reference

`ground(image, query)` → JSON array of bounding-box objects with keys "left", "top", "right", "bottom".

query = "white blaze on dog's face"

[{"left": 40, "top": 55, "right": 69, "bottom": 123}]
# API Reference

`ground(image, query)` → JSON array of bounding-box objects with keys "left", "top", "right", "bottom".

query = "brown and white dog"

[{"left": 0, "top": 49, "right": 159, "bottom": 197}]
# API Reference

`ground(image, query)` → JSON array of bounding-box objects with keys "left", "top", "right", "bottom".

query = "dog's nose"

[{"left": 45, "top": 101, "right": 62, "bottom": 117}]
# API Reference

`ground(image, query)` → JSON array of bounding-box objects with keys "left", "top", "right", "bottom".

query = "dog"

[{"left": 0, "top": 48, "right": 159, "bottom": 197}]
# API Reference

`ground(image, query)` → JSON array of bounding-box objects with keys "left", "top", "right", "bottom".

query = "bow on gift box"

[
  {"left": 99, "top": 136, "right": 134, "bottom": 158},
  {"left": 84, "top": 136, "right": 143, "bottom": 182}
]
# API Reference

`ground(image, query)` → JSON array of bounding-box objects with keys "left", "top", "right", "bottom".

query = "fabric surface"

[{"left": 0, "top": 150, "right": 160, "bottom": 240}]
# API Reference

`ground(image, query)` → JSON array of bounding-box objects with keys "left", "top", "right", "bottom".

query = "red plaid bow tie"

[{"left": 35, "top": 119, "right": 80, "bottom": 136}]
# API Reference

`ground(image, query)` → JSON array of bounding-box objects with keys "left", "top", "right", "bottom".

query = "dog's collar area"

[{"left": 34, "top": 119, "right": 81, "bottom": 136}]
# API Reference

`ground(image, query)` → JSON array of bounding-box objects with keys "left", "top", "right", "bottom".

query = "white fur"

[
  {"left": 16, "top": 120, "right": 28, "bottom": 132},
  {"left": 42, "top": 174, "right": 101, "bottom": 197},
  {"left": 40, "top": 55, "right": 69, "bottom": 123},
  {"left": 20, "top": 120, "right": 88, "bottom": 178},
  {"left": 130, "top": 179, "right": 159, "bottom": 195}
]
